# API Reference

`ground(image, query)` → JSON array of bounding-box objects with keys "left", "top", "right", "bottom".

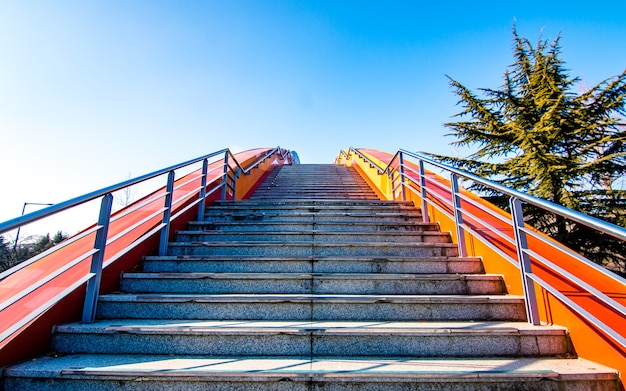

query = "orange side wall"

[{"left": 338, "top": 148, "right": 626, "bottom": 386}]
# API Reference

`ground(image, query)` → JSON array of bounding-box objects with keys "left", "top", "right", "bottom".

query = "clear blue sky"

[{"left": 1, "top": 0, "right": 625, "bottom": 232}]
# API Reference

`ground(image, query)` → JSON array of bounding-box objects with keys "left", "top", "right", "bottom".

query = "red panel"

[{"left": 0, "top": 148, "right": 290, "bottom": 366}]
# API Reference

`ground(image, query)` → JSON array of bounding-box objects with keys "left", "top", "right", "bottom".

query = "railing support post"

[
  {"left": 510, "top": 197, "right": 541, "bottom": 325},
  {"left": 450, "top": 173, "right": 467, "bottom": 257},
  {"left": 197, "top": 159, "right": 209, "bottom": 221},
  {"left": 232, "top": 168, "right": 240, "bottom": 201},
  {"left": 221, "top": 152, "right": 229, "bottom": 201},
  {"left": 398, "top": 152, "right": 406, "bottom": 202},
  {"left": 158, "top": 171, "right": 175, "bottom": 256},
  {"left": 389, "top": 171, "right": 395, "bottom": 201},
  {"left": 419, "top": 160, "right": 430, "bottom": 223},
  {"left": 82, "top": 193, "right": 113, "bottom": 323}
]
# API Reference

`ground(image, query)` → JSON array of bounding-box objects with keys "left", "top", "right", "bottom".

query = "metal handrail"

[
  {"left": 399, "top": 149, "right": 626, "bottom": 242},
  {"left": 0, "top": 149, "right": 229, "bottom": 235},
  {"left": 0, "top": 146, "right": 293, "bottom": 334},
  {"left": 0, "top": 147, "right": 285, "bottom": 237},
  {"left": 347, "top": 148, "right": 385, "bottom": 174},
  {"left": 345, "top": 146, "right": 626, "bottom": 349}
]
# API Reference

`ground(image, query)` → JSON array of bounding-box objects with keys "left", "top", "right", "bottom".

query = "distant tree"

[
  {"left": 52, "top": 231, "right": 67, "bottom": 244},
  {"left": 0, "top": 231, "right": 69, "bottom": 273},
  {"left": 114, "top": 172, "right": 136, "bottom": 209},
  {"left": 0, "top": 235, "right": 11, "bottom": 270},
  {"left": 430, "top": 26, "right": 626, "bottom": 275},
  {"left": 31, "top": 233, "right": 52, "bottom": 254}
]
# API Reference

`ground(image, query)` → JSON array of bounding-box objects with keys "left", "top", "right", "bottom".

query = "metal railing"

[
  {"left": 342, "top": 147, "right": 626, "bottom": 349},
  {"left": 0, "top": 146, "right": 293, "bottom": 343}
]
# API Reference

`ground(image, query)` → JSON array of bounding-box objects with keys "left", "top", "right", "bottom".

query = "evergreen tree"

[
  {"left": 430, "top": 27, "right": 626, "bottom": 274},
  {"left": 0, "top": 231, "right": 69, "bottom": 273},
  {"left": 0, "top": 235, "right": 11, "bottom": 270}
]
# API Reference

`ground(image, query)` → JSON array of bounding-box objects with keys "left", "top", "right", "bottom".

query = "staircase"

[{"left": 2, "top": 164, "right": 619, "bottom": 390}]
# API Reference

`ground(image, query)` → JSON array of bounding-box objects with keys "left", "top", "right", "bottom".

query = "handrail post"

[
  {"left": 82, "top": 193, "right": 113, "bottom": 323},
  {"left": 419, "top": 160, "right": 430, "bottom": 223},
  {"left": 232, "top": 168, "right": 240, "bottom": 201},
  {"left": 398, "top": 152, "right": 406, "bottom": 202},
  {"left": 221, "top": 152, "right": 229, "bottom": 201},
  {"left": 197, "top": 158, "right": 209, "bottom": 221},
  {"left": 389, "top": 171, "right": 396, "bottom": 201},
  {"left": 450, "top": 173, "right": 468, "bottom": 257},
  {"left": 158, "top": 171, "right": 175, "bottom": 256},
  {"left": 510, "top": 197, "right": 541, "bottom": 325}
]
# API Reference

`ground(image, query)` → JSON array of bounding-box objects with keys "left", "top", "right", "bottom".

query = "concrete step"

[
  {"left": 248, "top": 195, "right": 380, "bottom": 200},
  {"left": 142, "top": 255, "right": 485, "bottom": 274},
  {"left": 166, "top": 241, "right": 460, "bottom": 258},
  {"left": 251, "top": 189, "right": 377, "bottom": 194},
  {"left": 119, "top": 272, "right": 505, "bottom": 295},
  {"left": 173, "top": 231, "right": 452, "bottom": 244},
  {"left": 5, "top": 355, "right": 619, "bottom": 391},
  {"left": 202, "top": 212, "right": 424, "bottom": 223},
  {"left": 251, "top": 190, "right": 377, "bottom": 194},
  {"left": 213, "top": 200, "right": 415, "bottom": 207},
  {"left": 52, "top": 320, "right": 569, "bottom": 357},
  {"left": 187, "top": 221, "right": 440, "bottom": 233},
  {"left": 96, "top": 294, "right": 527, "bottom": 321},
  {"left": 204, "top": 203, "right": 418, "bottom": 213}
]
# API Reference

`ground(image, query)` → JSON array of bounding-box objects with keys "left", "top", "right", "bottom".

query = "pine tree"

[
  {"left": 0, "top": 235, "right": 11, "bottom": 271},
  {"left": 430, "top": 26, "right": 626, "bottom": 274}
]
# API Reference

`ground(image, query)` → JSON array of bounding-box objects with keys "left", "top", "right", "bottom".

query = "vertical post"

[
  {"left": 450, "top": 173, "right": 467, "bottom": 257},
  {"left": 510, "top": 197, "right": 541, "bottom": 325},
  {"left": 419, "top": 160, "right": 430, "bottom": 223},
  {"left": 389, "top": 171, "right": 396, "bottom": 201},
  {"left": 197, "top": 159, "right": 209, "bottom": 221},
  {"left": 82, "top": 193, "right": 113, "bottom": 323},
  {"left": 398, "top": 152, "right": 406, "bottom": 202},
  {"left": 159, "top": 171, "right": 175, "bottom": 256},
  {"left": 232, "top": 168, "right": 240, "bottom": 201},
  {"left": 221, "top": 152, "right": 229, "bottom": 201}
]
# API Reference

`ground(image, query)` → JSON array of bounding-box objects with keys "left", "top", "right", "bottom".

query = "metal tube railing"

[
  {"left": 398, "top": 149, "right": 626, "bottom": 242},
  {"left": 344, "top": 146, "right": 626, "bottom": 349},
  {"left": 0, "top": 149, "right": 229, "bottom": 235},
  {"left": 0, "top": 146, "right": 293, "bottom": 334}
]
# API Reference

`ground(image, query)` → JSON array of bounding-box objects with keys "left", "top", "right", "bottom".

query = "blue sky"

[{"left": 1, "top": 0, "right": 625, "bottom": 232}]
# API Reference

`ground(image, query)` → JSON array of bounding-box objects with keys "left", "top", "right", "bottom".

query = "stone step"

[
  {"left": 5, "top": 355, "right": 618, "bottom": 391},
  {"left": 96, "top": 294, "right": 527, "bottom": 321},
  {"left": 119, "top": 273, "right": 505, "bottom": 295},
  {"left": 248, "top": 195, "right": 380, "bottom": 200},
  {"left": 202, "top": 212, "right": 425, "bottom": 223},
  {"left": 52, "top": 320, "right": 569, "bottom": 357},
  {"left": 187, "top": 221, "right": 440, "bottom": 232},
  {"left": 142, "top": 255, "right": 485, "bottom": 274},
  {"left": 251, "top": 188, "right": 376, "bottom": 194},
  {"left": 166, "top": 241, "right": 460, "bottom": 258},
  {"left": 213, "top": 200, "right": 415, "bottom": 207},
  {"left": 250, "top": 189, "right": 376, "bottom": 193},
  {"left": 259, "top": 183, "right": 370, "bottom": 188},
  {"left": 173, "top": 231, "right": 452, "bottom": 244},
  {"left": 205, "top": 204, "right": 418, "bottom": 213}
]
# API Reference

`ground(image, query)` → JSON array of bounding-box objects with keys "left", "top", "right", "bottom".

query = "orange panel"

[{"left": 340, "top": 148, "right": 626, "bottom": 386}]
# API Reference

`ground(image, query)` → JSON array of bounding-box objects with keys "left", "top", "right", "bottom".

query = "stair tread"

[
  {"left": 98, "top": 293, "right": 524, "bottom": 303},
  {"left": 7, "top": 354, "right": 615, "bottom": 381},
  {"left": 168, "top": 241, "right": 458, "bottom": 246},
  {"left": 143, "top": 255, "right": 482, "bottom": 261},
  {"left": 55, "top": 319, "right": 566, "bottom": 335},
  {"left": 121, "top": 272, "right": 500, "bottom": 280},
  {"left": 176, "top": 230, "right": 446, "bottom": 235}
]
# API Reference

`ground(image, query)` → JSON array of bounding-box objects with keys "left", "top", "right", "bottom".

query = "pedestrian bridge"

[{"left": 0, "top": 147, "right": 624, "bottom": 390}]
